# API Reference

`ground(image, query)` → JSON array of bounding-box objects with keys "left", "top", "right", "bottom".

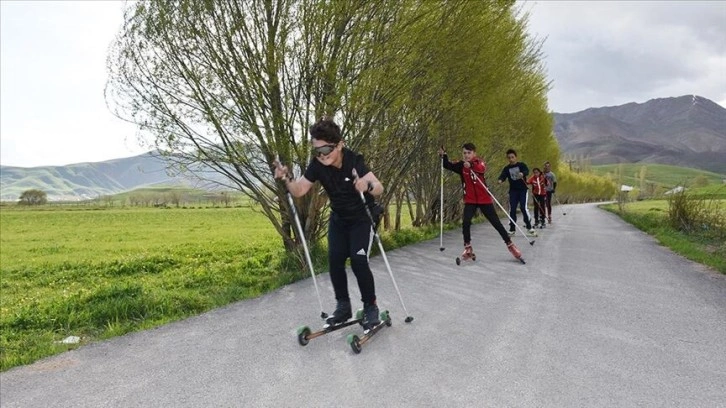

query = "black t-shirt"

[
  {"left": 304, "top": 148, "right": 375, "bottom": 222},
  {"left": 498, "top": 162, "right": 530, "bottom": 191}
]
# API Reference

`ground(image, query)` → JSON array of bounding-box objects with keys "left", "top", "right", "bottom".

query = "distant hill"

[
  {"left": 0, "top": 152, "right": 223, "bottom": 201},
  {"left": 553, "top": 95, "right": 726, "bottom": 174}
]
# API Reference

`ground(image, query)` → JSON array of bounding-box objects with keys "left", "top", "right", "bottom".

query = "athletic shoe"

[
  {"left": 326, "top": 299, "right": 352, "bottom": 325},
  {"left": 508, "top": 230, "right": 516, "bottom": 236},
  {"left": 362, "top": 302, "right": 380, "bottom": 330},
  {"left": 528, "top": 228, "right": 536, "bottom": 235}
]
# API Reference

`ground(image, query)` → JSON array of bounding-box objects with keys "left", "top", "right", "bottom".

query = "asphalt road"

[{"left": 2, "top": 203, "right": 725, "bottom": 407}]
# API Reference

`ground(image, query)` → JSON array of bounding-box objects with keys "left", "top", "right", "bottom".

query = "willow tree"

[
  {"left": 373, "top": 1, "right": 555, "bottom": 226},
  {"left": 106, "top": 0, "right": 430, "bottom": 255}
]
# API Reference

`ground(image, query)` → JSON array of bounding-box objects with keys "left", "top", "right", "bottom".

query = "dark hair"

[
  {"left": 309, "top": 116, "right": 342, "bottom": 144},
  {"left": 506, "top": 149, "right": 517, "bottom": 157},
  {"left": 543, "top": 161, "right": 551, "bottom": 166},
  {"left": 462, "top": 143, "right": 476, "bottom": 152},
  {"left": 532, "top": 167, "right": 541, "bottom": 173}
]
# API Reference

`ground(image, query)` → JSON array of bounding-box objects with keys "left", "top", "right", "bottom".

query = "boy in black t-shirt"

[
  {"left": 497, "top": 149, "right": 535, "bottom": 235},
  {"left": 274, "top": 118, "right": 384, "bottom": 330}
]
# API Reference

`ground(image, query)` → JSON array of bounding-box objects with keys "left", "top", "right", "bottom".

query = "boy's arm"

[
  {"left": 441, "top": 154, "right": 462, "bottom": 173},
  {"left": 497, "top": 166, "right": 507, "bottom": 183},
  {"left": 521, "top": 162, "right": 530, "bottom": 177}
]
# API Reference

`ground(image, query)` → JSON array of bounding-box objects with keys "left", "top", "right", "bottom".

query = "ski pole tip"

[
  {"left": 529, "top": 241, "right": 535, "bottom": 246},
  {"left": 405, "top": 316, "right": 414, "bottom": 323}
]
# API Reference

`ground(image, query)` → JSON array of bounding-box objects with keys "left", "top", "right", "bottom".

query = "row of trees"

[{"left": 106, "top": 0, "right": 564, "bottom": 255}]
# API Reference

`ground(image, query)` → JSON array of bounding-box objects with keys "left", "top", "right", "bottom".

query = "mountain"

[
  {"left": 552, "top": 95, "right": 726, "bottom": 174},
  {"left": 0, "top": 152, "right": 223, "bottom": 201}
]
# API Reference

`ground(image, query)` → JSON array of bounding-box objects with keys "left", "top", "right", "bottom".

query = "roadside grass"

[
  {"left": 601, "top": 199, "right": 726, "bottom": 274},
  {"left": 0, "top": 207, "right": 296, "bottom": 370},
  {"left": 0, "top": 204, "right": 453, "bottom": 371}
]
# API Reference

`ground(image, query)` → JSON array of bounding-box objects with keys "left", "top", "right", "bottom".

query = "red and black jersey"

[{"left": 441, "top": 155, "right": 493, "bottom": 204}]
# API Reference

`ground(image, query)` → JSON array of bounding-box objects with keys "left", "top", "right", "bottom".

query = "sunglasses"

[{"left": 313, "top": 143, "right": 337, "bottom": 157}]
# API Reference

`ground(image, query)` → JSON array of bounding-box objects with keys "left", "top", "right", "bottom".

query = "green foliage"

[
  {"left": 667, "top": 189, "right": 726, "bottom": 240},
  {"left": 18, "top": 189, "right": 47, "bottom": 205},
  {"left": 549, "top": 164, "right": 619, "bottom": 203},
  {"left": 106, "top": 0, "right": 558, "bottom": 254}
]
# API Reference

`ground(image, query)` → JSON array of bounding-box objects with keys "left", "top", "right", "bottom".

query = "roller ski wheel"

[
  {"left": 507, "top": 243, "right": 526, "bottom": 264},
  {"left": 347, "top": 310, "right": 391, "bottom": 354},
  {"left": 296, "top": 309, "right": 364, "bottom": 346}
]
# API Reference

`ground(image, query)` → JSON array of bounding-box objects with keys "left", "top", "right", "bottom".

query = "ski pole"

[
  {"left": 469, "top": 171, "right": 535, "bottom": 246},
  {"left": 554, "top": 193, "right": 567, "bottom": 215},
  {"left": 274, "top": 156, "right": 328, "bottom": 320},
  {"left": 351, "top": 169, "right": 414, "bottom": 323},
  {"left": 439, "top": 149, "right": 445, "bottom": 251}
]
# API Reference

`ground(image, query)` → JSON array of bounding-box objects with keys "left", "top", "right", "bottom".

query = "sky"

[{"left": 1, "top": 1, "right": 725, "bottom": 168}]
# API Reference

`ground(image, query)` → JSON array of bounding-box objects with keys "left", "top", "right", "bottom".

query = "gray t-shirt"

[{"left": 544, "top": 171, "right": 557, "bottom": 192}]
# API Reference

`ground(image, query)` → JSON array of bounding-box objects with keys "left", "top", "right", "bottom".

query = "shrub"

[{"left": 668, "top": 190, "right": 726, "bottom": 240}]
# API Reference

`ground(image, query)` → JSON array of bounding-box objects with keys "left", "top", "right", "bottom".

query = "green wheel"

[
  {"left": 380, "top": 310, "right": 392, "bottom": 327},
  {"left": 347, "top": 334, "right": 362, "bottom": 354},
  {"left": 297, "top": 326, "right": 311, "bottom": 346},
  {"left": 355, "top": 308, "right": 364, "bottom": 321}
]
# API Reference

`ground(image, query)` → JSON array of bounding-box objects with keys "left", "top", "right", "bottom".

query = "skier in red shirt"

[
  {"left": 527, "top": 168, "right": 548, "bottom": 229},
  {"left": 439, "top": 143, "right": 522, "bottom": 263}
]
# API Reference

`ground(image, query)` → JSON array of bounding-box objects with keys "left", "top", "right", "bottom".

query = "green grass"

[
  {"left": 602, "top": 200, "right": 726, "bottom": 274},
  {"left": 592, "top": 163, "right": 725, "bottom": 189},
  {"left": 0, "top": 206, "right": 292, "bottom": 371}
]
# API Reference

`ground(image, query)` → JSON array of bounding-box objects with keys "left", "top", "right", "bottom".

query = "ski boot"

[
  {"left": 507, "top": 242, "right": 526, "bottom": 264},
  {"left": 455, "top": 243, "right": 476, "bottom": 265},
  {"left": 325, "top": 299, "right": 352, "bottom": 326},
  {"left": 508, "top": 230, "right": 516, "bottom": 237},
  {"left": 527, "top": 227, "right": 538, "bottom": 237},
  {"left": 362, "top": 302, "right": 381, "bottom": 331}
]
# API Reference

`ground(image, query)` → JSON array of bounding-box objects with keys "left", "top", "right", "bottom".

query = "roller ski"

[
  {"left": 297, "top": 300, "right": 363, "bottom": 346},
  {"left": 347, "top": 305, "right": 392, "bottom": 354},
  {"left": 455, "top": 243, "right": 476, "bottom": 265},
  {"left": 507, "top": 242, "right": 526, "bottom": 264}
]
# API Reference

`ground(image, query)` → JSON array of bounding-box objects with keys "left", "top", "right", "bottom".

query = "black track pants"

[
  {"left": 327, "top": 213, "right": 376, "bottom": 305},
  {"left": 462, "top": 203, "right": 511, "bottom": 246}
]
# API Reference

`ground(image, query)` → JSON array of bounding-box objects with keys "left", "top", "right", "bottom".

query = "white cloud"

[{"left": 523, "top": 0, "right": 726, "bottom": 113}]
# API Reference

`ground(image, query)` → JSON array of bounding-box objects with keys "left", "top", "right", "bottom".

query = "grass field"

[
  {"left": 591, "top": 163, "right": 725, "bottom": 190},
  {"left": 0, "top": 206, "right": 295, "bottom": 371}
]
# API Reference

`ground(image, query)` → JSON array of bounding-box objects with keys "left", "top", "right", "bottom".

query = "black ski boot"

[
  {"left": 362, "top": 302, "right": 381, "bottom": 331},
  {"left": 325, "top": 299, "right": 352, "bottom": 326}
]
